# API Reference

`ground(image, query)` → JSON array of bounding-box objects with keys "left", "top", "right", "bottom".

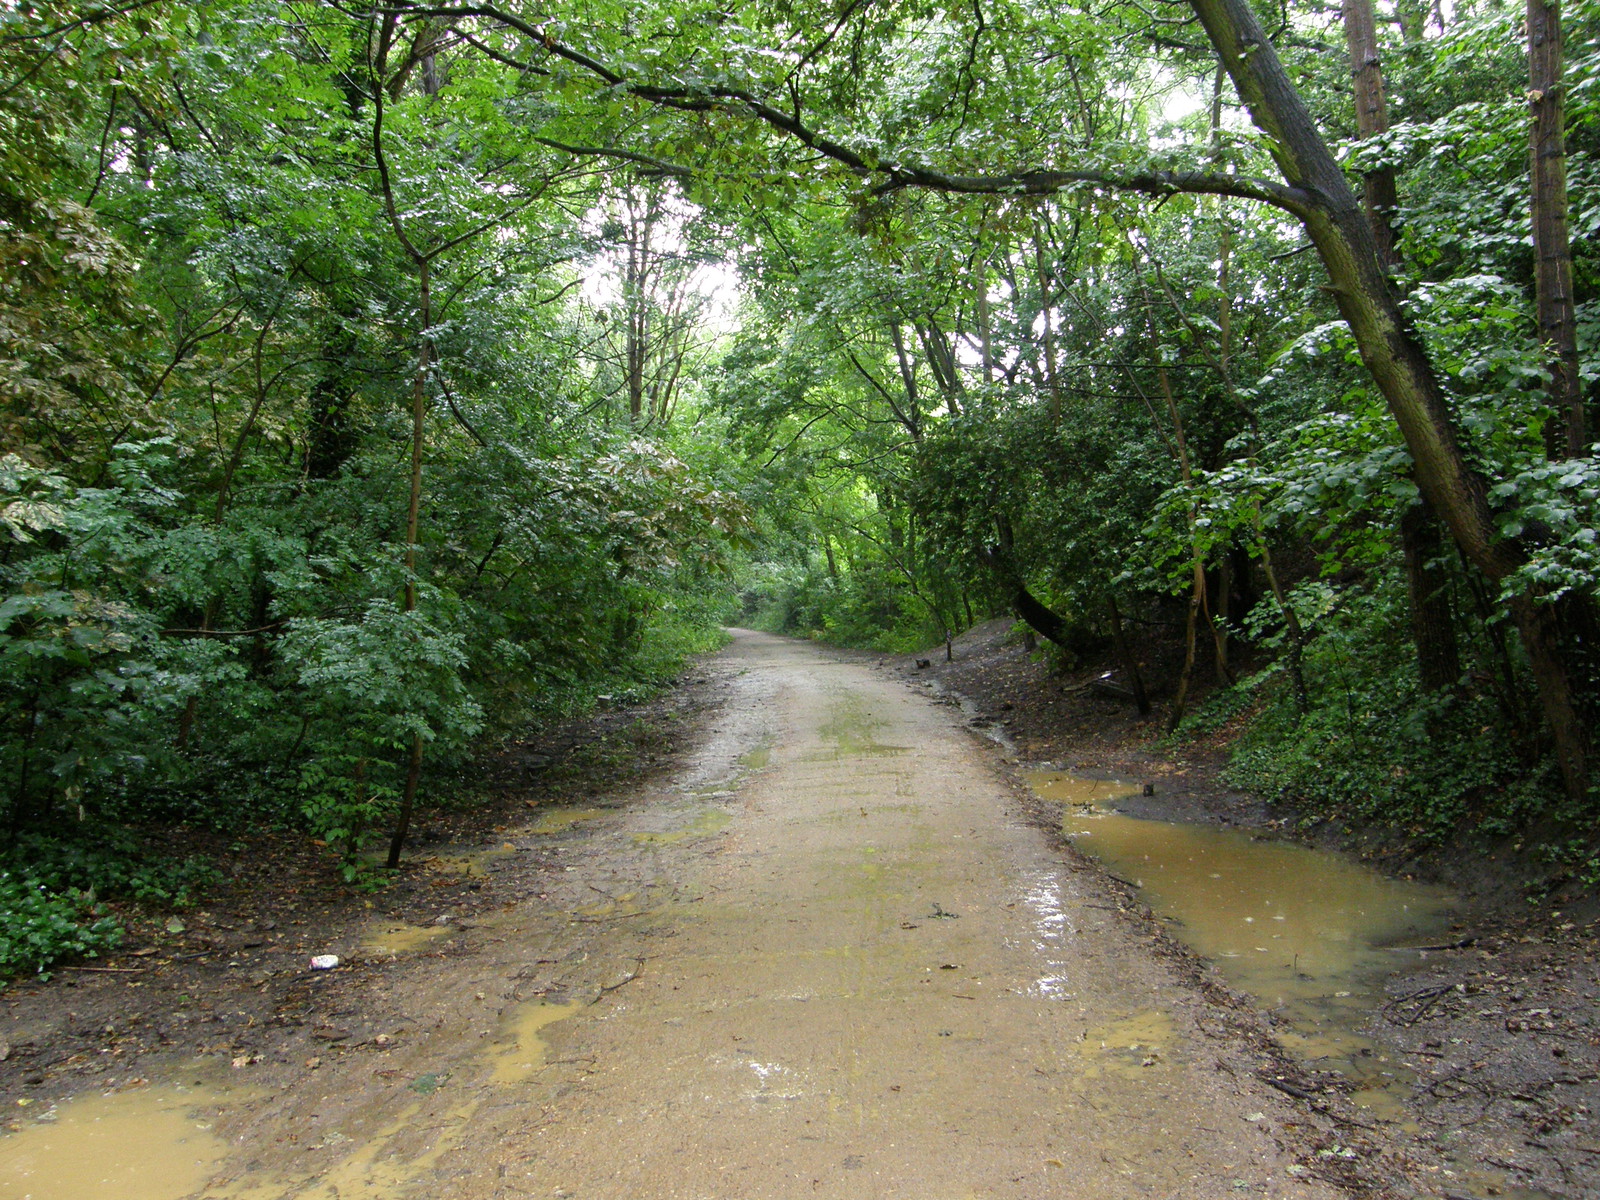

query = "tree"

[
  {"left": 400, "top": 0, "right": 1593, "bottom": 795},
  {"left": 1527, "top": 0, "right": 1586, "bottom": 457}
]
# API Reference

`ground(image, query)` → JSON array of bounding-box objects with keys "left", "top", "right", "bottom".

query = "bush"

[
  {"left": 5, "top": 831, "right": 220, "bottom": 908},
  {"left": 1199, "top": 579, "right": 1543, "bottom": 843},
  {"left": 0, "top": 873, "right": 122, "bottom": 978}
]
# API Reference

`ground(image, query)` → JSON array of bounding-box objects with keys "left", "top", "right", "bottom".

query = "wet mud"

[{"left": 904, "top": 618, "right": 1597, "bottom": 1200}]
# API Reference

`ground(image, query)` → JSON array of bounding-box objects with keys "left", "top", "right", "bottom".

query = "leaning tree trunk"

[
  {"left": 976, "top": 526, "right": 1078, "bottom": 655},
  {"left": 1188, "top": 0, "right": 1591, "bottom": 799}
]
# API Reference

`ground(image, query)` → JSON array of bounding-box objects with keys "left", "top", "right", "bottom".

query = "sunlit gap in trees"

[{"left": 577, "top": 185, "right": 746, "bottom": 339}]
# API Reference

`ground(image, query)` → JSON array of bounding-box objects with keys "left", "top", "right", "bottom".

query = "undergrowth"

[
  {"left": 0, "top": 830, "right": 220, "bottom": 980},
  {"left": 1172, "top": 580, "right": 1565, "bottom": 847},
  {"left": 0, "top": 873, "right": 123, "bottom": 979}
]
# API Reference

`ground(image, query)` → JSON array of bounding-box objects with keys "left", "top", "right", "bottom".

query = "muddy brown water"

[
  {"left": 3, "top": 631, "right": 1354, "bottom": 1199},
  {"left": 0, "top": 1084, "right": 234, "bottom": 1199},
  {"left": 1028, "top": 772, "right": 1456, "bottom": 1116}
]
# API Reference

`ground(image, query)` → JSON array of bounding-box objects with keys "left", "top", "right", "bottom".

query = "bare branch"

[{"left": 534, "top": 137, "right": 693, "bottom": 180}]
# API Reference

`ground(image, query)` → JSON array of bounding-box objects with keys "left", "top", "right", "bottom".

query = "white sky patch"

[
  {"left": 577, "top": 192, "right": 746, "bottom": 336},
  {"left": 1161, "top": 82, "right": 1207, "bottom": 124}
]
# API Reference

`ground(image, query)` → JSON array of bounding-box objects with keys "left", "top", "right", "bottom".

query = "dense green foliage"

[
  {"left": 0, "top": 0, "right": 749, "bottom": 970},
  {"left": 711, "top": 0, "right": 1599, "bottom": 849},
  {"left": 1, "top": 0, "right": 1596, "bottom": 969},
  {"left": 0, "top": 873, "right": 121, "bottom": 978}
]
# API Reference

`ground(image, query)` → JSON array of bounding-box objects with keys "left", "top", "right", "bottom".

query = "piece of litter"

[{"left": 309, "top": 954, "right": 340, "bottom": 970}]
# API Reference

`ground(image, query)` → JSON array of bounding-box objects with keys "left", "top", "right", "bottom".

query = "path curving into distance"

[
  {"left": 465, "top": 630, "right": 1339, "bottom": 1199},
  {"left": 149, "top": 629, "right": 1344, "bottom": 1200}
]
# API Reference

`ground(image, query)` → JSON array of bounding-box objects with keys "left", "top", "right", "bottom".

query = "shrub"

[{"left": 0, "top": 873, "right": 122, "bottom": 979}]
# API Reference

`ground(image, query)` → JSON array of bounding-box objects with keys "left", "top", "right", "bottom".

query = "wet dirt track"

[
  {"left": 473, "top": 629, "right": 1350, "bottom": 1200},
  {"left": 27, "top": 631, "right": 1355, "bottom": 1199}
]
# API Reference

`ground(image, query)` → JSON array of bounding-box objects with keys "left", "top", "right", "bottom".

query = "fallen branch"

[
  {"left": 1382, "top": 982, "right": 1459, "bottom": 1026},
  {"left": 1090, "top": 679, "right": 1139, "bottom": 704},
  {"left": 61, "top": 965, "right": 143, "bottom": 974},
  {"left": 1391, "top": 937, "right": 1477, "bottom": 952},
  {"left": 594, "top": 957, "right": 646, "bottom": 1000},
  {"left": 1259, "top": 1074, "right": 1315, "bottom": 1100}
]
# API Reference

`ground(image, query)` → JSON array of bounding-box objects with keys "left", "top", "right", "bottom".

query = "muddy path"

[{"left": 4, "top": 630, "right": 1395, "bottom": 1198}]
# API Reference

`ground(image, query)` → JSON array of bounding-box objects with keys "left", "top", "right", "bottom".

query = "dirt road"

[{"left": 9, "top": 631, "right": 1355, "bottom": 1199}]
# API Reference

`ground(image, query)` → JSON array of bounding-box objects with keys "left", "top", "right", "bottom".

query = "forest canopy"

[{"left": 0, "top": 0, "right": 1595, "bottom": 971}]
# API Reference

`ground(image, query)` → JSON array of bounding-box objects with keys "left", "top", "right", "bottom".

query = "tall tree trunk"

[
  {"left": 915, "top": 318, "right": 964, "bottom": 414},
  {"left": 1030, "top": 205, "right": 1064, "bottom": 425},
  {"left": 1342, "top": 0, "right": 1400, "bottom": 268},
  {"left": 1156, "top": 354, "right": 1212, "bottom": 733},
  {"left": 1106, "top": 596, "right": 1152, "bottom": 716},
  {"left": 625, "top": 209, "right": 647, "bottom": 424},
  {"left": 1136, "top": 278, "right": 1231, "bottom": 726},
  {"left": 975, "top": 266, "right": 997, "bottom": 381},
  {"left": 1344, "top": 0, "right": 1464, "bottom": 694},
  {"left": 388, "top": 254, "right": 431, "bottom": 870},
  {"left": 889, "top": 322, "right": 921, "bottom": 431},
  {"left": 1187, "top": 0, "right": 1591, "bottom": 799},
  {"left": 1255, "top": 522, "right": 1312, "bottom": 714},
  {"left": 1212, "top": 178, "right": 1234, "bottom": 684},
  {"left": 1170, "top": 560, "right": 1204, "bottom": 732},
  {"left": 371, "top": 30, "right": 452, "bottom": 868},
  {"left": 1401, "top": 502, "right": 1463, "bottom": 692},
  {"left": 1527, "top": 0, "right": 1586, "bottom": 458},
  {"left": 1212, "top": 554, "right": 1232, "bottom": 683}
]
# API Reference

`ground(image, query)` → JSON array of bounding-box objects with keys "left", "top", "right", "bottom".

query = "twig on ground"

[{"left": 61, "top": 965, "right": 143, "bottom": 974}]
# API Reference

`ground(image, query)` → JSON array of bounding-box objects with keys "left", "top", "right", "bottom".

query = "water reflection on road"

[{"left": 1028, "top": 770, "right": 1455, "bottom": 1114}]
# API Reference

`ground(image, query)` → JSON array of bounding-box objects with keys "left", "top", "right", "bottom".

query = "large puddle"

[
  {"left": 1028, "top": 771, "right": 1454, "bottom": 1113},
  {"left": 0, "top": 1084, "right": 231, "bottom": 1200}
]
